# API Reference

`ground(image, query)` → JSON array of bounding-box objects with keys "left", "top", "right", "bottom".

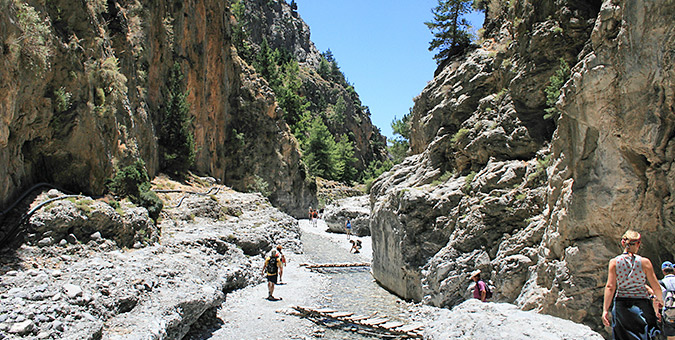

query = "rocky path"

[{"left": 199, "top": 219, "right": 378, "bottom": 340}]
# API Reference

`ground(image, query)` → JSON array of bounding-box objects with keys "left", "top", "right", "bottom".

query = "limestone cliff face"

[
  {"left": 368, "top": 0, "right": 675, "bottom": 331},
  {"left": 0, "top": 0, "right": 317, "bottom": 219},
  {"left": 536, "top": 0, "right": 675, "bottom": 324},
  {"left": 239, "top": 0, "right": 388, "bottom": 171}
]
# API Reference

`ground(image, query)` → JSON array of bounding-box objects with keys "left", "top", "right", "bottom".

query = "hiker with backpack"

[
  {"left": 263, "top": 249, "right": 283, "bottom": 301},
  {"left": 469, "top": 269, "right": 491, "bottom": 302},
  {"left": 601, "top": 230, "right": 664, "bottom": 339},
  {"left": 660, "top": 261, "right": 675, "bottom": 339},
  {"left": 276, "top": 245, "right": 287, "bottom": 284}
]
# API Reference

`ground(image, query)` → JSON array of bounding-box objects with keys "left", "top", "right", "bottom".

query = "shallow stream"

[{"left": 300, "top": 230, "right": 412, "bottom": 339}]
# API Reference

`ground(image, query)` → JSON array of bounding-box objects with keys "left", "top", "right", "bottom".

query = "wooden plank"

[
  {"left": 360, "top": 317, "right": 388, "bottom": 326},
  {"left": 329, "top": 311, "right": 354, "bottom": 318},
  {"left": 315, "top": 308, "right": 338, "bottom": 314},
  {"left": 346, "top": 314, "right": 370, "bottom": 321},
  {"left": 303, "top": 262, "right": 370, "bottom": 269},
  {"left": 396, "top": 323, "right": 424, "bottom": 332},
  {"left": 379, "top": 321, "right": 404, "bottom": 329}
]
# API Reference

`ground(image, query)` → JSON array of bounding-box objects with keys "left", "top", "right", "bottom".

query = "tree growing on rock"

[
  {"left": 158, "top": 62, "right": 196, "bottom": 178},
  {"left": 335, "top": 135, "right": 358, "bottom": 184},
  {"left": 425, "top": 0, "right": 474, "bottom": 63},
  {"left": 389, "top": 108, "right": 411, "bottom": 164},
  {"left": 303, "top": 118, "right": 338, "bottom": 179}
]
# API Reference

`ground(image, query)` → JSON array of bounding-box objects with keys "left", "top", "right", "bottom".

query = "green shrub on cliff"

[
  {"left": 158, "top": 62, "right": 195, "bottom": 177},
  {"left": 14, "top": 0, "right": 52, "bottom": 72},
  {"left": 544, "top": 58, "right": 571, "bottom": 121},
  {"left": 389, "top": 110, "right": 411, "bottom": 163},
  {"left": 107, "top": 160, "right": 163, "bottom": 222}
]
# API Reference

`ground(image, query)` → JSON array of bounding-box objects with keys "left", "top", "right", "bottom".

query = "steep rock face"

[
  {"left": 239, "top": 0, "right": 388, "bottom": 171},
  {"left": 0, "top": 0, "right": 315, "bottom": 220},
  {"left": 367, "top": 0, "right": 647, "bottom": 331},
  {"left": 530, "top": 0, "right": 675, "bottom": 325},
  {"left": 371, "top": 0, "right": 675, "bottom": 332}
]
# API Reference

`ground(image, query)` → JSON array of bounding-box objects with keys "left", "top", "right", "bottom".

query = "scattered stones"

[{"left": 0, "top": 183, "right": 301, "bottom": 339}]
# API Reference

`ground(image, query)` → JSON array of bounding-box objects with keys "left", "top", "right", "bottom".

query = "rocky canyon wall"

[
  {"left": 370, "top": 0, "right": 675, "bottom": 332},
  {"left": 0, "top": 0, "right": 321, "bottom": 220},
  {"left": 239, "top": 0, "right": 389, "bottom": 171}
]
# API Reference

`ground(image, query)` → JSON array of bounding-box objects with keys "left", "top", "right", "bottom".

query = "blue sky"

[{"left": 295, "top": 1, "right": 484, "bottom": 140}]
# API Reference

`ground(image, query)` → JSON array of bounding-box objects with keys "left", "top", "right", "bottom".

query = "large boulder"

[{"left": 323, "top": 195, "right": 370, "bottom": 236}]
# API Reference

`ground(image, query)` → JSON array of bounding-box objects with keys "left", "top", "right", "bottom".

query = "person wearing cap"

[
  {"left": 660, "top": 261, "right": 675, "bottom": 339},
  {"left": 602, "top": 230, "right": 664, "bottom": 339},
  {"left": 470, "top": 269, "right": 488, "bottom": 302}
]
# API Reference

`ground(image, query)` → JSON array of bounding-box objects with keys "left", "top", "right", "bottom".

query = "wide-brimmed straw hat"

[{"left": 469, "top": 269, "right": 481, "bottom": 278}]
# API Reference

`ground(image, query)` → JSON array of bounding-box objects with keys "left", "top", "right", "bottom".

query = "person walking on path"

[
  {"left": 345, "top": 219, "right": 352, "bottom": 240},
  {"left": 602, "top": 230, "right": 663, "bottom": 339},
  {"left": 470, "top": 270, "right": 488, "bottom": 302},
  {"left": 263, "top": 249, "right": 283, "bottom": 301},
  {"left": 660, "top": 261, "right": 675, "bottom": 339},
  {"left": 276, "top": 245, "right": 287, "bottom": 284}
]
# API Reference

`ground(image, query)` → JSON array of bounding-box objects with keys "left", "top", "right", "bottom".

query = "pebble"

[
  {"left": 62, "top": 284, "right": 83, "bottom": 298},
  {"left": 8, "top": 319, "right": 34, "bottom": 334},
  {"left": 91, "top": 232, "right": 103, "bottom": 241},
  {"left": 38, "top": 237, "right": 53, "bottom": 247},
  {"left": 66, "top": 234, "right": 78, "bottom": 244}
]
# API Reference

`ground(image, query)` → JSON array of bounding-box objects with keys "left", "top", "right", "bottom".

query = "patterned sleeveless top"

[{"left": 615, "top": 253, "right": 649, "bottom": 299}]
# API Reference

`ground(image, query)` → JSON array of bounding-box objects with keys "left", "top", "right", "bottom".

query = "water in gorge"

[{"left": 300, "top": 230, "right": 412, "bottom": 339}]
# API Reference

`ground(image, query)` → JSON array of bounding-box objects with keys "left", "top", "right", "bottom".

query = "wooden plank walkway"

[
  {"left": 291, "top": 305, "right": 423, "bottom": 339},
  {"left": 299, "top": 262, "right": 370, "bottom": 269}
]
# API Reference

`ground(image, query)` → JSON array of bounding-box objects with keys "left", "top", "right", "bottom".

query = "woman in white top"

[{"left": 602, "top": 230, "right": 664, "bottom": 339}]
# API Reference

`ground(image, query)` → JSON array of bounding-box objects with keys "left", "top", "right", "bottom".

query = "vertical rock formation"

[
  {"left": 1, "top": 0, "right": 392, "bottom": 220},
  {"left": 367, "top": 0, "right": 675, "bottom": 332},
  {"left": 238, "top": 0, "right": 388, "bottom": 172},
  {"left": 534, "top": 0, "right": 675, "bottom": 324}
]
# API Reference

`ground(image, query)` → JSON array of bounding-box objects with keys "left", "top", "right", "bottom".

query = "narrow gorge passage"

[{"left": 201, "top": 219, "right": 414, "bottom": 340}]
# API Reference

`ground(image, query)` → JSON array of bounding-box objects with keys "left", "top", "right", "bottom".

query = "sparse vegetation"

[
  {"left": 14, "top": 0, "right": 52, "bottom": 72},
  {"left": 452, "top": 128, "right": 470, "bottom": 143},
  {"left": 528, "top": 154, "right": 553, "bottom": 182},
  {"left": 107, "top": 160, "right": 163, "bottom": 222},
  {"left": 431, "top": 171, "right": 453, "bottom": 186},
  {"left": 248, "top": 174, "right": 271, "bottom": 197},
  {"left": 54, "top": 87, "right": 72, "bottom": 113},
  {"left": 463, "top": 171, "right": 477, "bottom": 192},
  {"left": 544, "top": 58, "right": 571, "bottom": 120}
]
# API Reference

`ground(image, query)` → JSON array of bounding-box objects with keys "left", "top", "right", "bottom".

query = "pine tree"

[
  {"left": 158, "top": 62, "right": 195, "bottom": 177},
  {"left": 335, "top": 135, "right": 358, "bottom": 184},
  {"left": 389, "top": 109, "right": 411, "bottom": 163},
  {"left": 303, "top": 119, "right": 338, "bottom": 179},
  {"left": 425, "top": 0, "right": 473, "bottom": 63}
]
